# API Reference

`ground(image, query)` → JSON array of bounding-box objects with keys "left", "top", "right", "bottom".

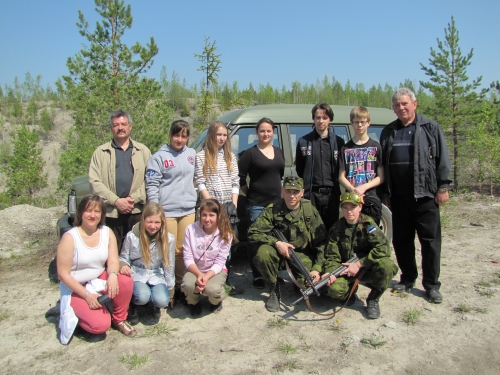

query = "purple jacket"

[{"left": 182, "top": 222, "right": 231, "bottom": 274}]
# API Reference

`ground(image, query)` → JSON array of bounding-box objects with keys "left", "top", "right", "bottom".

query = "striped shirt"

[{"left": 194, "top": 148, "right": 239, "bottom": 204}]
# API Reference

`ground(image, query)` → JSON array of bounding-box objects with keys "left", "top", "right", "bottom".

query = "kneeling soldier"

[
  {"left": 313, "top": 192, "right": 398, "bottom": 319},
  {"left": 248, "top": 176, "right": 327, "bottom": 312}
]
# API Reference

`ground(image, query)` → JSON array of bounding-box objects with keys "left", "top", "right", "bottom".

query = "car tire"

[{"left": 379, "top": 204, "right": 393, "bottom": 243}]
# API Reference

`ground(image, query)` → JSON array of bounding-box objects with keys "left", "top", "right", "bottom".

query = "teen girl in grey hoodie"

[{"left": 146, "top": 120, "right": 197, "bottom": 300}]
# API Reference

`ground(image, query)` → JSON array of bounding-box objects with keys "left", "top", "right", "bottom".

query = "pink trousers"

[{"left": 71, "top": 271, "right": 133, "bottom": 334}]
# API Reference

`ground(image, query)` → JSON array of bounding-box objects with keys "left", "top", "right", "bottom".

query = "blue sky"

[{"left": 0, "top": 0, "right": 498, "bottom": 92}]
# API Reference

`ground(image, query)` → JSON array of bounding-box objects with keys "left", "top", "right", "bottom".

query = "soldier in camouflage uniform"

[
  {"left": 313, "top": 192, "right": 398, "bottom": 319},
  {"left": 248, "top": 176, "right": 327, "bottom": 312}
]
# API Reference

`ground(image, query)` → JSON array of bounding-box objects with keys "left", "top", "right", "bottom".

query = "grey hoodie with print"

[{"left": 146, "top": 144, "right": 197, "bottom": 217}]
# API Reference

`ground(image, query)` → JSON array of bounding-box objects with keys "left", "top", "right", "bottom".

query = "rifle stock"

[{"left": 290, "top": 255, "right": 359, "bottom": 307}]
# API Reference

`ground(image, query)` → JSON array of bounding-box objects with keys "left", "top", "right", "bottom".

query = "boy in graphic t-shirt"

[{"left": 339, "top": 106, "right": 384, "bottom": 223}]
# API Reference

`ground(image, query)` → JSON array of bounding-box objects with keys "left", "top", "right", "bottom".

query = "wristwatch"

[{"left": 438, "top": 188, "right": 448, "bottom": 193}]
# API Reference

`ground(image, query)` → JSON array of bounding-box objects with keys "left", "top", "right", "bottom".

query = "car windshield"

[{"left": 191, "top": 128, "right": 208, "bottom": 150}]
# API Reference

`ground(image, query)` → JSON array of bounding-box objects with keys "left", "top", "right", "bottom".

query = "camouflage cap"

[
  {"left": 283, "top": 176, "right": 303, "bottom": 190},
  {"left": 339, "top": 192, "right": 363, "bottom": 207}
]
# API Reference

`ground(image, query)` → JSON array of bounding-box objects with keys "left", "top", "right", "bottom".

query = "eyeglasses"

[
  {"left": 352, "top": 121, "right": 368, "bottom": 126},
  {"left": 284, "top": 176, "right": 299, "bottom": 183},
  {"left": 339, "top": 192, "right": 362, "bottom": 204}
]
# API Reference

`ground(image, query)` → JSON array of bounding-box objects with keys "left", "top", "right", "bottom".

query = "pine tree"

[
  {"left": 420, "top": 16, "right": 483, "bottom": 189},
  {"left": 4, "top": 125, "right": 47, "bottom": 201},
  {"left": 194, "top": 36, "right": 221, "bottom": 127},
  {"left": 57, "top": 0, "right": 172, "bottom": 190}
]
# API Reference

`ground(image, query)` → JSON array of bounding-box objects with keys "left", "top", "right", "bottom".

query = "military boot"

[
  {"left": 265, "top": 283, "right": 280, "bottom": 312},
  {"left": 366, "top": 289, "right": 382, "bottom": 319}
]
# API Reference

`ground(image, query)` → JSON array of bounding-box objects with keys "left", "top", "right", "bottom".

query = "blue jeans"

[
  {"left": 246, "top": 205, "right": 266, "bottom": 278},
  {"left": 246, "top": 205, "right": 266, "bottom": 226},
  {"left": 132, "top": 281, "right": 170, "bottom": 308}
]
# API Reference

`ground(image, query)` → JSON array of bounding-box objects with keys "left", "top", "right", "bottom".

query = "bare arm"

[{"left": 338, "top": 166, "right": 353, "bottom": 192}]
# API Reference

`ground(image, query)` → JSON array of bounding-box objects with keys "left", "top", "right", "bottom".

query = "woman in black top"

[{"left": 238, "top": 117, "right": 285, "bottom": 287}]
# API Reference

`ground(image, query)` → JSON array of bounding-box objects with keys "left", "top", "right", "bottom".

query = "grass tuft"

[
  {"left": 142, "top": 322, "right": 178, "bottom": 337},
  {"left": 119, "top": 353, "right": 148, "bottom": 370},
  {"left": 273, "top": 360, "right": 302, "bottom": 373},
  {"left": 453, "top": 304, "right": 471, "bottom": 313},
  {"left": 361, "top": 336, "right": 386, "bottom": 349},
  {"left": 402, "top": 309, "right": 422, "bottom": 325},
  {"left": 0, "top": 310, "right": 10, "bottom": 322},
  {"left": 267, "top": 316, "right": 289, "bottom": 329},
  {"left": 476, "top": 281, "right": 492, "bottom": 288},
  {"left": 276, "top": 341, "right": 297, "bottom": 355}
]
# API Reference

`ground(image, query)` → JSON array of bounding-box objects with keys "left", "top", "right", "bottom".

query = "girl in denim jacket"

[{"left": 119, "top": 202, "right": 175, "bottom": 323}]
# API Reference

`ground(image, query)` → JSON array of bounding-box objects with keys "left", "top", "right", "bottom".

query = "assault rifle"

[
  {"left": 270, "top": 228, "right": 319, "bottom": 297},
  {"left": 290, "top": 255, "right": 359, "bottom": 307}
]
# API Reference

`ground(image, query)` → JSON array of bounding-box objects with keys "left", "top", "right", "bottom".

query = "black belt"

[{"left": 312, "top": 186, "right": 333, "bottom": 194}]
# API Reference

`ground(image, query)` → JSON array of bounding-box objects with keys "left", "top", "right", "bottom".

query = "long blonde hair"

[
  {"left": 139, "top": 203, "right": 171, "bottom": 268},
  {"left": 202, "top": 121, "right": 233, "bottom": 178}
]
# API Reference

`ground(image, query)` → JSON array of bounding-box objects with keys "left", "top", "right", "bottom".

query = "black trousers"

[
  {"left": 106, "top": 213, "right": 142, "bottom": 252},
  {"left": 310, "top": 188, "right": 340, "bottom": 231},
  {"left": 391, "top": 195, "right": 441, "bottom": 290}
]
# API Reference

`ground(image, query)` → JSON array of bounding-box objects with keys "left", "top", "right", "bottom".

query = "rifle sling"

[
  {"left": 285, "top": 259, "right": 307, "bottom": 291},
  {"left": 304, "top": 268, "right": 366, "bottom": 317}
]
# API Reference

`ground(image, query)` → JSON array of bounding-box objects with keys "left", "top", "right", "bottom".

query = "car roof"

[{"left": 217, "top": 104, "right": 396, "bottom": 126}]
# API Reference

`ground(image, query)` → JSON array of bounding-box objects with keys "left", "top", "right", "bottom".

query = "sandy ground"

[{"left": 0, "top": 194, "right": 499, "bottom": 375}]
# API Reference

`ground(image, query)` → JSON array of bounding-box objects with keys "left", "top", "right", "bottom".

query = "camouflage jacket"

[
  {"left": 321, "top": 214, "right": 391, "bottom": 273},
  {"left": 247, "top": 199, "right": 327, "bottom": 272}
]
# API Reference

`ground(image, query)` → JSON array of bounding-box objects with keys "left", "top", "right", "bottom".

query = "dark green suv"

[{"left": 57, "top": 104, "right": 396, "bottom": 241}]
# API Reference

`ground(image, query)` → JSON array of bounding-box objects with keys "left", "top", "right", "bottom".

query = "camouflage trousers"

[
  {"left": 324, "top": 257, "right": 398, "bottom": 300},
  {"left": 253, "top": 244, "right": 314, "bottom": 285}
]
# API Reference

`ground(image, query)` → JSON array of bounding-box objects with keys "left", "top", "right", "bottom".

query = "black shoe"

[
  {"left": 189, "top": 303, "right": 202, "bottom": 317},
  {"left": 426, "top": 288, "right": 443, "bottom": 304},
  {"left": 392, "top": 281, "right": 414, "bottom": 293},
  {"left": 253, "top": 277, "right": 265, "bottom": 289},
  {"left": 153, "top": 306, "right": 161, "bottom": 319},
  {"left": 128, "top": 303, "right": 139, "bottom": 325},
  {"left": 366, "top": 289, "right": 382, "bottom": 319},
  {"left": 366, "top": 299, "right": 381, "bottom": 319},
  {"left": 210, "top": 302, "right": 223, "bottom": 314},
  {"left": 265, "top": 283, "right": 280, "bottom": 312},
  {"left": 175, "top": 289, "right": 187, "bottom": 305}
]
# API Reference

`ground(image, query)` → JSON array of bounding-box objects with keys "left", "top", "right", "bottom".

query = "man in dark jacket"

[
  {"left": 379, "top": 88, "right": 451, "bottom": 304},
  {"left": 296, "top": 103, "right": 345, "bottom": 230}
]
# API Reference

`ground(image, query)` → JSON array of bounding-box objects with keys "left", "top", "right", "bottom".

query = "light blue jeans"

[{"left": 132, "top": 282, "right": 170, "bottom": 308}]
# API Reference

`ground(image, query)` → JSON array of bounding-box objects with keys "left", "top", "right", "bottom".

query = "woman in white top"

[{"left": 57, "top": 194, "right": 136, "bottom": 343}]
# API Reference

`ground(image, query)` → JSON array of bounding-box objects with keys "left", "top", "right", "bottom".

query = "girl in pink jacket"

[{"left": 181, "top": 199, "right": 236, "bottom": 316}]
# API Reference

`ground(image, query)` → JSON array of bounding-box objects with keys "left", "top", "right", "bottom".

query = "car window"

[
  {"left": 231, "top": 126, "right": 279, "bottom": 159},
  {"left": 367, "top": 126, "right": 383, "bottom": 143},
  {"left": 289, "top": 125, "right": 349, "bottom": 162}
]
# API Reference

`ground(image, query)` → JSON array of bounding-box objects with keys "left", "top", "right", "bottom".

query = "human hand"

[
  {"left": 352, "top": 185, "right": 367, "bottom": 196},
  {"left": 106, "top": 273, "right": 119, "bottom": 298},
  {"left": 321, "top": 273, "right": 337, "bottom": 286},
  {"left": 115, "top": 197, "right": 134, "bottom": 214},
  {"left": 309, "top": 270, "right": 320, "bottom": 283},
  {"left": 85, "top": 293, "right": 102, "bottom": 309},
  {"left": 196, "top": 274, "right": 207, "bottom": 292},
  {"left": 340, "top": 261, "right": 361, "bottom": 278},
  {"left": 276, "top": 241, "right": 294, "bottom": 258},
  {"left": 435, "top": 191, "right": 449, "bottom": 205},
  {"left": 120, "top": 265, "right": 132, "bottom": 276},
  {"left": 169, "top": 299, "right": 175, "bottom": 309}
]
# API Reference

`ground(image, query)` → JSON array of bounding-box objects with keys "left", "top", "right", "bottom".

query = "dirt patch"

[{"left": 0, "top": 194, "right": 499, "bottom": 374}]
